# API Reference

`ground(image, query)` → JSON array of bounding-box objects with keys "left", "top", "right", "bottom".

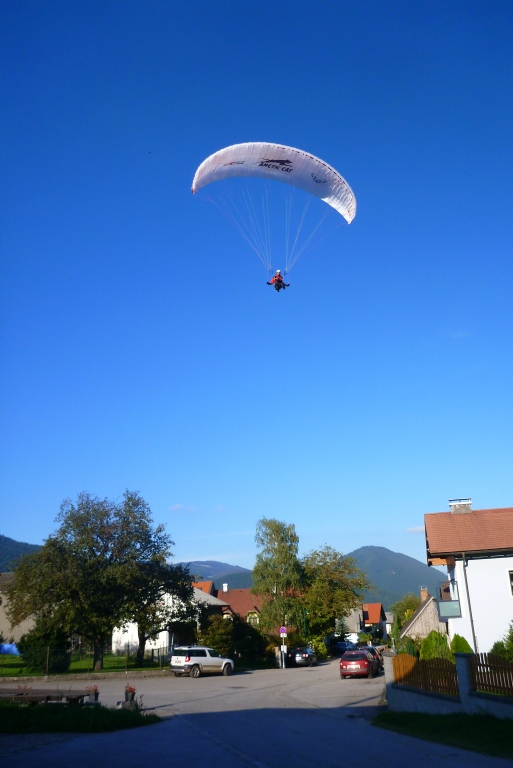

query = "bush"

[
  {"left": 450, "top": 634, "right": 473, "bottom": 654},
  {"left": 18, "top": 624, "right": 71, "bottom": 674},
  {"left": 310, "top": 636, "right": 328, "bottom": 660},
  {"left": 198, "top": 614, "right": 233, "bottom": 659},
  {"left": 420, "top": 631, "right": 452, "bottom": 662},
  {"left": 232, "top": 617, "right": 268, "bottom": 662},
  {"left": 490, "top": 621, "right": 513, "bottom": 664}
]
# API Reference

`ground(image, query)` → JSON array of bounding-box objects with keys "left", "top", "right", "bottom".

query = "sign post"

[{"left": 280, "top": 626, "right": 287, "bottom": 669}]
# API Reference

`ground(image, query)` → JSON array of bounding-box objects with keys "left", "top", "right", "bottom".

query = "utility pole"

[{"left": 461, "top": 552, "right": 478, "bottom": 653}]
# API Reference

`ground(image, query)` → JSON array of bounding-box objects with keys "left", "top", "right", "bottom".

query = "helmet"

[{"left": 276, "top": 269, "right": 281, "bottom": 274}]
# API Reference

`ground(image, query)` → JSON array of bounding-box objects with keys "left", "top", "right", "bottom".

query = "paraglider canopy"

[{"left": 192, "top": 142, "right": 356, "bottom": 224}]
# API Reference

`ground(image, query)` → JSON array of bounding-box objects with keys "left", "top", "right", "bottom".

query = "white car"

[{"left": 171, "top": 646, "right": 234, "bottom": 678}]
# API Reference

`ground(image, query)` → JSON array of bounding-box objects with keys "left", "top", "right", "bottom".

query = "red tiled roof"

[
  {"left": 192, "top": 581, "right": 215, "bottom": 595},
  {"left": 425, "top": 507, "right": 513, "bottom": 557},
  {"left": 362, "top": 603, "right": 386, "bottom": 624},
  {"left": 214, "top": 588, "right": 262, "bottom": 618}
]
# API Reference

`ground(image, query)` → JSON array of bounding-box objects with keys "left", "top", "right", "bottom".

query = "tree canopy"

[
  {"left": 302, "top": 546, "right": 368, "bottom": 636},
  {"left": 7, "top": 490, "right": 193, "bottom": 669},
  {"left": 252, "top": 518, "right": 368, "bottom": 638},
  {"left": 252, "top": 518, "right": 303, "bottom": 632}
]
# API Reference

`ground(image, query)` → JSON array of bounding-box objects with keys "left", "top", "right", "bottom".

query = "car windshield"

[
  {"left": 173, "top": 649, "right": 188, "bottom": 657},
  {"left": 343, "top": 652, "right": 367, "bottom": 660}
]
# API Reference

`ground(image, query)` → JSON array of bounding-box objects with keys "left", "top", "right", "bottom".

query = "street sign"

[
  {"left": 281, "top": 644, "right": 287, "bottom": 652},
  {"left": 280, "top": 626, "right": 287, "bottom": 636}
]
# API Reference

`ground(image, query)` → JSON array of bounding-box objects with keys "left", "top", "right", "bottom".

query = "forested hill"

[
  {"left": 347, "top": 545, "right": 446, "bottom": 610},
  {"left": 0, "top": 534, "right": 41, "bottom": 571},
  {"left": 179, "top": 547, "right": 445, "bottom": 610},
  {"left": 177, "top": 560, "right": 253, "bottom": 589}
]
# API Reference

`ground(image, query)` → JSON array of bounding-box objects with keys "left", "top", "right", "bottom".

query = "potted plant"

[
  {"left": 86, "top": 685, "right": 99, "bottom": 702},
  {"left": 125, "top": 684, "right": 136, "bottom": 702}
]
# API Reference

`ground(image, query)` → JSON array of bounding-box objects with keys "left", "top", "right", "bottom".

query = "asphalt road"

[{"left": 1, "top": 660, "right": 511, "bottom": 767}]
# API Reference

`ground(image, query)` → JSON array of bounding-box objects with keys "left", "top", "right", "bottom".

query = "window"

[
  {"left": 208, "top": 649, "right": 220, "bottom": 657},
  {"left": 191, "top": 649, "right": 207, "bottom": 657},
  {"left": 247, "top": 612, "right": 259, "bottom": 626},
  {"left": 509, "top": 571, "right": 513, "bottom": 597}
]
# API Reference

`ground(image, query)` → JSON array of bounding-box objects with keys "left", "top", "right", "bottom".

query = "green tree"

[
  {"left": 252, "top": 518, "right": 303, "bottom": 633},
  {"left": 199, "top": 614, "right": 234, "bottom": 659},
  {"left": 116, "top": 491, "right": 194, "bottom": 667},
  {"left": 390, "top": 593, "right": 421, "bottom": 642},
  {"left": 7, "top": 490, "right": 190, "bottom": 670},
  {"left": 17, "top": 621, "right": 71, "bottom": 674},
  {"left": 490, "top": 621, "right": 513, "bottom": 663},
  {"left": 302, "top": 546, "right": 369, "bottom": 637},
  {"left": 420, "top": 630, "right": 452, "bottom": 661},
  {"left": 450, "top": 634, "right": 473, "bottom": 654},
  {"left": 335, "top": 616, "right": 350, "bottom": 638}
]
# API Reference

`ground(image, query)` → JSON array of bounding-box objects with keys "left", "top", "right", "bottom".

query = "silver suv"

[{"left": 171, "top": 646, "right": 234, "bottom": 678}]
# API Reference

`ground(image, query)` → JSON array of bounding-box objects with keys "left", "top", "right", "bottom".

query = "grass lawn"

[
  {"left": 373, "top": 712, "right": 513, "bottom": 761},
  {"left": 0, "top": 653, "right": 165, "bottom": 677},
  {"left": 0, "top": 702, "right": 160, "bottom": 733}
]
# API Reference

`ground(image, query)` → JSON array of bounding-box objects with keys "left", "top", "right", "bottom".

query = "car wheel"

[
  {"left": 190, "top": 665, "right": 201, "bottom": 678},
  {"left": 222, "top": 664, "right": 232, "bottom": 676}
]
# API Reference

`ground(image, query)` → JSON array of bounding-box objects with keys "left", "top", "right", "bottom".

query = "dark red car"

[{"left": 339, "top": 650, "right": 379, "bottom": 679}]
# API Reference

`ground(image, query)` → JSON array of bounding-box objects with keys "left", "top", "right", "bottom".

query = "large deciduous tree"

[
  {"left": 252, "top": 518, "right": 303, "bottom": 633},
  {"left": 7, "top": 490, "right": 193, "bottom": 670},
  {"left": 302, "top": 546, "right": 369, "bottom": 637}
]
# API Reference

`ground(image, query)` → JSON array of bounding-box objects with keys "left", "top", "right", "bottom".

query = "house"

[
  {"left": 215, "top": 583, "right": 262, "bottom": 626},
  {"left": 0, "top": 573, "right": 34, "bottom": 643},
  {"left": 385, "top": 612, "right": 394, "bottom": 637},
  {"left": 192, "top": 581, "right": 216, "bottom": 597},
  {"left": 111, "top": 587, "right": 230, "bottom": 653},
  {"left": 399, "top": 587, "right": 448, "bottom": 641},
  {"left": 344, "top": 603, "right": 388, "bottom": 641},
  {"left": 362, "top": 603, "right": 387, "bottom": 639},
  {"left": 424, "top": 499, "right": 513, "bottom": 653}
]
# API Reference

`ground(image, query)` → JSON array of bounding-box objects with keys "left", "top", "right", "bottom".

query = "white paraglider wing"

[{"left": 192, "top": 142, "right": 356, "bottom": 224}]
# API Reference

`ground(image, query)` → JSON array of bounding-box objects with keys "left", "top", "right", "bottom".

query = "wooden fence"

[
  {"left": 393, "top": 654, "right": 459, "bottom": 697},
  {"left": 468, "top": 653, "right": 513, "bottom": 698}
]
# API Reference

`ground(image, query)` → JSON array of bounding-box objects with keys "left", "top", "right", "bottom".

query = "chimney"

[
  {"left": 222, "top": 583, "right": 228, "bottom": 593},
  {"left": 449, "top": 498, "right": 472, "bottom": 514},
  {"left": 420, "top": 586, "right": 429, "bottom": 602}
]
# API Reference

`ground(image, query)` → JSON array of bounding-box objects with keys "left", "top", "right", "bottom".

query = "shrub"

[
  {"left": 198, "top": 614, "right": 233, "bottom": 659},
  {"left": 420, "top": 631, "right": 452, "bottom": 662},
  {"left": 18, "top": 624, "right": 71, "bottom": 674},
  {"left": 450, "top": 634, "right": 473, "bottom": 654},
  {"left": 490, "top": 622, "right": 513, "bottom": 663},
  {"left": 231, "top": 617, "right": 268, "bottom": 662},
  {"left": 310, "top": 636, "right": 328, "bottom": 660}
]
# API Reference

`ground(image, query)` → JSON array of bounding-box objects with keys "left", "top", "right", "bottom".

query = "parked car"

[
  {"left": 365, "top": 646, "right": 384, "bottom": 669},
  {"left": 286, "top": 646, "right": 318, "bottom": 667},
  {"left": 335, "top": 641, "right": 355, "bottom": 654},
  {"left": 170, "top": 646, "right": 234, "bottom": 678},
  {"left": 339, "top": 650, "right": 379, "bottom": 679}
]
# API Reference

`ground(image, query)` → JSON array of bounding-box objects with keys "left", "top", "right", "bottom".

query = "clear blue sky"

[{"left": 1, "top": 1, "right": 512, "bottom": 568}]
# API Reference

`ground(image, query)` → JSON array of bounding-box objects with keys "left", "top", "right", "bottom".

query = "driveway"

[{"left": 1, "top": 660, "right": 510, "bottom": 767}]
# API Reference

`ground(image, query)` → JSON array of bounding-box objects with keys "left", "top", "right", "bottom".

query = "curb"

[{"left": 0, "top": 669, "right": 173, "bottom": 684}]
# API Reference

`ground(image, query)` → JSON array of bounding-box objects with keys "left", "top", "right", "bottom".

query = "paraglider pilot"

[{"left": 267, "top": 270, "right": 290, "bottom": 291}]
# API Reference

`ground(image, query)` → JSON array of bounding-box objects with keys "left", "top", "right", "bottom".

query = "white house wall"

[
  {"left": 111, "top": 625, "right": 169, "bottom": 654},
  {"left": 447, "top": 556, "right": 513, "bottom": 653}
]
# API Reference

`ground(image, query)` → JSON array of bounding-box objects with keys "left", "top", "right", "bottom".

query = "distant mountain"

[
  {"left": 178, "top": 560, "right": 251, "bottom": 581},
  {"left": 180, "top": 548, "right": 445, "bottom": 611},
  {"left": 0, "top": 534, "right": 41, "bottom": 571},
  {"left": 346, "top": 546, "right": 446, "bottom": 611}
]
